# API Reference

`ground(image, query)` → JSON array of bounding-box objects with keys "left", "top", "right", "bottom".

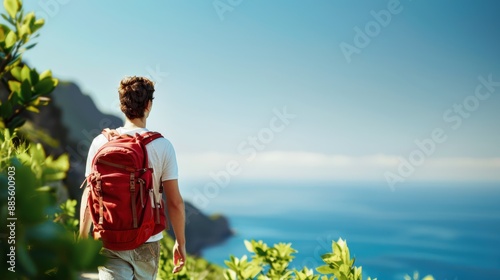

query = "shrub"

[
  {"left": 224, "top": 238, "right": 376, "bottom": 280},
  {"left": 0, "top": 1, "right": 105, "bottom": 279}
]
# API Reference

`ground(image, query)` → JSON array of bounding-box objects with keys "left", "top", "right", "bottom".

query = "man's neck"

[{"left": 124, "top": 118, "right": 147, "bottom": 129}]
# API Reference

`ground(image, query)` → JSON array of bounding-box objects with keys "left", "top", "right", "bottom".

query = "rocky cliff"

[{"left": 19, "top": 81, "right": 232, "bottom": 255}]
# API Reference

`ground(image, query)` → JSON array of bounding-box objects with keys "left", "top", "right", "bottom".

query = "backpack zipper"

[{"left": 138, "top": 178, "right": 145, "bottom": 208}]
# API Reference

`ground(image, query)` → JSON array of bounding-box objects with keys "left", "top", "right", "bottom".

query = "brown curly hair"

[{"left": 118, "top": 76, "right": 155, "bottom": 119}]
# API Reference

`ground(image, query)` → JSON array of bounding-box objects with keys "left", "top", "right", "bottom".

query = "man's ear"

[
  {"left": 147, "top": 100, "right": 153, "bottom": 111},
  {"left": 144, "top": 100, "right": 153, "bottom": 118}
]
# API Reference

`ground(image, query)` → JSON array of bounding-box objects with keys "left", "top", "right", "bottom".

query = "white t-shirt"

[{"left": 85, "top": 127, "right": 178, "bottom": 243}]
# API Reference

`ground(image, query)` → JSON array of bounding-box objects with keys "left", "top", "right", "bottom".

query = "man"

[{"left": 79, "top": 76, "right": 186, "bottom": 279}]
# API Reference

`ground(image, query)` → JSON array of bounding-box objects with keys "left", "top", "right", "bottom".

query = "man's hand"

[{"left": 172, "top": 240, "right": 186, "bottom": 273}]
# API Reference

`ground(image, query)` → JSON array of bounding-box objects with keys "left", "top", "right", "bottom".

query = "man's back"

[
  {"left": 85, "top": 126, "right": 178, "bottom": 244},
  {"left": 85, "top": 127, "right": 178, "bottom": 200}
]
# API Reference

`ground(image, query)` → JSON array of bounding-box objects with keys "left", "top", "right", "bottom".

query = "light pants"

[{"left": 98, "top": 241, "right": 160, "bottom": 280}]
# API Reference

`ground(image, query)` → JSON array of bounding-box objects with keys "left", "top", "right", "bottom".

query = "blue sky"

[{"left": 20, "top": 0, "right": 500, "bottom": 184}]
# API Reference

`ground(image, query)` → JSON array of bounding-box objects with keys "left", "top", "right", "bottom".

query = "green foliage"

[
  {"left": 404, "top": 272, "right": 435, "bottom": 280},
  {"left": 0, "top": 130, "right": 106, "bottom": 280},
  {"left": 222, "top": 238, "right": 378, "bottom": 280},
  {"left": 316, "top": 238, "right": 374, "bottom": 280},
  {"left": 157, "top": 235, "right": 224, "bottom": 280},
  {"left": 53, "top": 199, "right": 79, "bottom": 235},
  {"left": 17, "top": 142, "right": 69, "bottom": 182},
  {"left": 0, "top": 2, "right": 105, "bottom": 279},
  {"left": 0, "top": 0, "right": 57, "bottom": 132},
  {"left": 245, "top": 240, "right": 297, "bottom": 278},
  {"left": 224, "top": 255, "right": 262, "bottom": 280},
  {"left": 293, "top": 267, "right": 320, "bottom": 280}
]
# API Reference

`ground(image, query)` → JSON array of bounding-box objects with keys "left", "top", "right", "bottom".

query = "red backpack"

[{"left": 83, "top": 129, "right": 168, "bottom": 250}]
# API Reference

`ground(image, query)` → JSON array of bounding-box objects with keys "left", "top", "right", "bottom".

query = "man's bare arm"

[
  {"left": 163, "top": 179, "right": 186, "bottom": 273},
  {"left": 79, "top": 186, "right": 92, "bottom": 239}
]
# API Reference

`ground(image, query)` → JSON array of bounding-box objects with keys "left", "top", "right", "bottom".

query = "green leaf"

[
  {"left": 21, "top": 79, "right": 32, "bottom": 100},
  {"left": 6, "top": 53, "right": 21, "bottom": 66},
  {"left": 353, "top": 266, "right": 362, "bottom": 280},
  {"left": 26, "top": 105, "right": 39, "bottom": 113},
  {"left": 20, "top": 64, "right": 30, "bottom": 82},
  {"left": 3, "top": 0, "right": 19, "bottom": 19},
  {"left": 316, "top": 265, "right": 337, "bottom": 275},
  {"left": 321, "top": 252, "right": 340, "bottom": 265},
  {"left": 1, "top": 13, "right": 15, "bottom": 25},
  {"left": 0, "top": 23, "right": 10, "bottom": 41},
  {"left": 19, "top": 23, "right": 29, "bottom": 39},
  {"left": 43, "top": 154, "right": 70, "bottom": 181},
  {"left": 33, "top": 143, "right": 46, "bottom": 163},
  {"left": 30, "top": 67, "right": 39, "bottom": 84},
  {"left": 8, "top": 79, "right": 21, "bottom": 93},
  {"left": 32, "top": 18, "right": 44, "bottom": 32},
  {"left": 23, "top": 11, "right": 35, "bottom": 26},
  {"left": 34, "top": 77, "right": 57, "bottom": 96},
  {"left": 247, "top": 264, "right": 263, "bottom": 278},
  {"left": 338, "top": 264, "right": 350, "bottom": 275},
  {"left": 29, "top": 95, "right": 40, "bottom": 104},
  {"left": 24, "top": 42, "right": 36, "bottom": 50},
  {"left": 244, "top": 240, "right": 254, "bottom": 252},
  {"left": 36, "top": 186, "right": 52, "bottom": 192},
  {"left": 39, "top": 69, "right": 52, "bottom": 80},
  {"left": 4, "top": 29, "right": 16, "bottom": 48},
  {"left": 10, "top": 65, "right": 21, "bottom": 80},
  {"left": 0, "top": 102, "right": 13, "bottom": 119},
  {"left": 8, "top": 115, "right": 25, "bottom": 129},
  {"left": 224, "top": 269, "right": 237, "bottom": 280}
]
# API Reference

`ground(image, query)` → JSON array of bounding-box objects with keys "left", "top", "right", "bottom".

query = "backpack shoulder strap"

[
  {"left": 102, "top": 128, "right": 121, "bottom": 141},
  {"left": 139, "top": 131, "right": 164, "bottom": 146}
]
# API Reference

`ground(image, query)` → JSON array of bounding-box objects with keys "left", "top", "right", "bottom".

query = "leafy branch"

[{"left": 0, "top": 0, "right": 57, "bottom": 132}]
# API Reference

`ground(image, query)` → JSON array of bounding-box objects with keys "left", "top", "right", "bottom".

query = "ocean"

[{"left": 182, "top": 181, "right": 500, "bottom": 280}]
